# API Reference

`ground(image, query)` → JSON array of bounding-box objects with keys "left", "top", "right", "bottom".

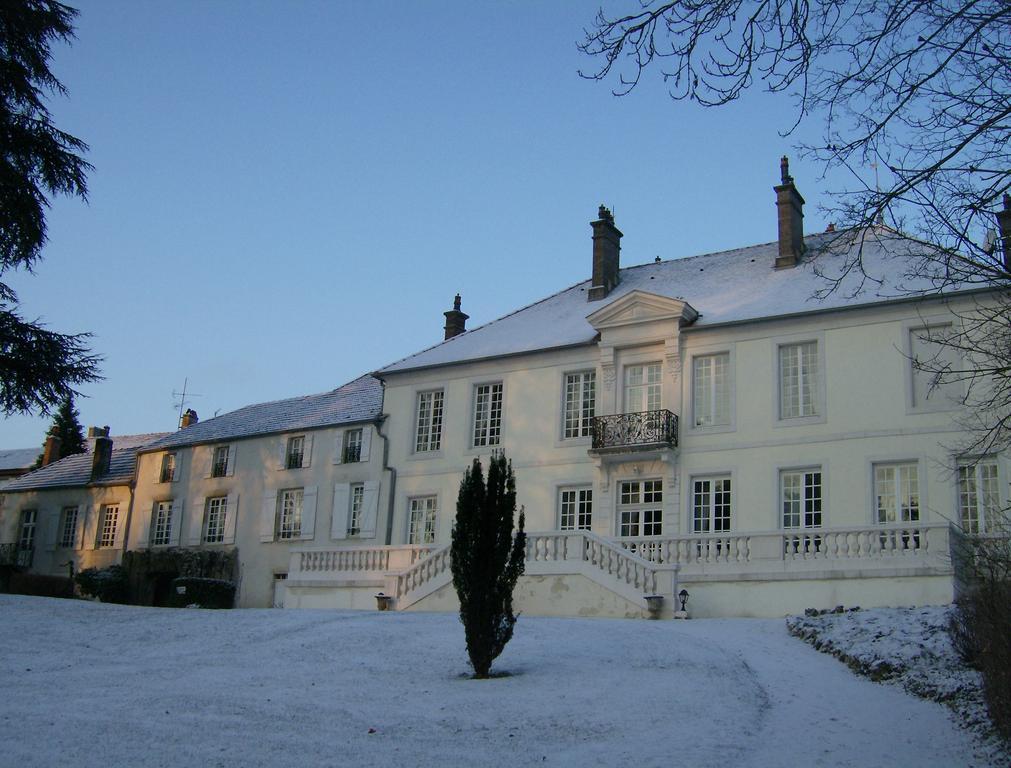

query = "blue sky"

[{"left": 3, "top": 0, "right": 841, "bottom": 448}]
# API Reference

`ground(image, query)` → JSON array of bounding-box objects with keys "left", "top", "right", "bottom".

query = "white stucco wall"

[{"left": 131, "top": 421, "right": 388, "bottom": 608}]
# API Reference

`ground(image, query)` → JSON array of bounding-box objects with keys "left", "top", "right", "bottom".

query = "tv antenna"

[{"left": 172, "top": 378, "right": 203, "bottom": 427}]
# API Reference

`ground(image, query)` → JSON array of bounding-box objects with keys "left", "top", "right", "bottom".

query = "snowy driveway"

[{"left": 0, "top": 596, "right": 988, "bottom": 768}]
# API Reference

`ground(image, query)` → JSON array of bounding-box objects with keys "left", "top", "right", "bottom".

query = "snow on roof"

[
  {"left": 378, "top": 228, "right": 962, "bottom": 375},
  {"left": 1, "top": 433, "right": 170, "bottom": 492},
  {"left": 142, "top": 374, "right": 383, "bottom": 452},
  {"left": 0, "top": 448, "right": 38, "bottom": 473}
]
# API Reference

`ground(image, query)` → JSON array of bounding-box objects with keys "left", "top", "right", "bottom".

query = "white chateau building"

[{"left": 2, "top": 160, "right": 1005, "bottom": 617}]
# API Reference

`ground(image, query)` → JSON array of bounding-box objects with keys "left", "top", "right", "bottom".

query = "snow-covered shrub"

[
  {"left": 952, "top": 582, "right": 1011, "bottom": 739},
  {"left": 75, "top": 566, "right": 129, "bottom": 603},
  {"left": 169, "top": 577, "right": 235, "bottom": 609}
]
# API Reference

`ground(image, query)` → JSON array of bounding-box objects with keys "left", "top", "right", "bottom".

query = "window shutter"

[
  {"left": 302, "top": 434, "right": 314, "bottom": 469},
  {"left": 300, "top": 485, "right": 318, "bottom": 540},
  {"left": 135, "top": 503, "right": 153, "bottom": 548},
  {"left": 169, "top": 454, "right": 179, "bottom": 482},
  {"left": 83, "top": 506, "right": 98, "bottom": 550},
  {"left": 112, "top": 508, "right": 127, "bottom": 549},
  {"left": 261, "top": 491, "right": 278, "bottom": 542},
  {"left": 223, "top": 494, "right": 239, "bottom": 545},
  {"left": 334, "top": 431, "right": 344, "bottom": 465},
  {"left": 331, "top": 483, "right": 351, "bottom": 540},
  {"left": 44, "top": 509, "right": 60, "bottom": 551},
  {"left": 360, "top": 427, "right": 372, "bottom": 462},
  {"left": 187, "top": 498, "right": 205, "bottom": 546},
  {"left": 360, "top": 481, "right": 380, "bottom": 538},
  {"left": 277, "top": 440, "right": 288, "bottom": 470},
  {"left": 74, "top": 506, "right": 87, "bottom": 550},
  {"left": 168, "top": 501, "right": 183, "bottom": 546},
  {"left": 200, "top": 446, "right": 213, "bottom": 479},
  {"left": 226, "top": 445, "right": 236, "bottom": 477}
]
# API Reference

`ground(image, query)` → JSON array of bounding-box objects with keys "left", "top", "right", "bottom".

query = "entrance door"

[{"left": 272, "top": 573, "right": 288, "bottom": 608}]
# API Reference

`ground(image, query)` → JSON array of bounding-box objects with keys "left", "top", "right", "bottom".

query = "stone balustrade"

[{"left": 618, "top": 523, "right": 952, "bottom": 578}]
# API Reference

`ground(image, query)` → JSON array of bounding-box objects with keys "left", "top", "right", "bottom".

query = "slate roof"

[
  {"left": 141, "top": 374, "right": 384, "bottom": 452},
  {"left": 0, "top": 448, "right": 38, "bottom": 473},
  {"left": 1, "top": 433, "right": 170, "bottom": 492},
  {"left": 377, "top": 228, "right": 969, "bottom": 375}
]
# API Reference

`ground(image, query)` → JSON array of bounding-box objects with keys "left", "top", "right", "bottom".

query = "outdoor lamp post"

[{"left": 678, "top": 589, "right": 689, "bottom": 612}]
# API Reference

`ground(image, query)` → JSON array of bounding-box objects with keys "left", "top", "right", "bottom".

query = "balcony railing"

[
  {"left": 0, "top": 543, "right": 32, "bottom": 569},
  {"left": 591, "top": 410, "right": 678, "bottom": 451}
]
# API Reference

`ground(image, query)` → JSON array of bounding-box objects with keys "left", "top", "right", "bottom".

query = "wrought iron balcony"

[
  {"left": 0, "top": 542, "right": 32, "bottom": 569},
  {"left": 591, "top": 410, "right": 679, "bottom": 451}
]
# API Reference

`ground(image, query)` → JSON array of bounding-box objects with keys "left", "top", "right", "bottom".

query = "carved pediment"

[{"left": 585, "top": 290, "right": 698, "bottom": 332}]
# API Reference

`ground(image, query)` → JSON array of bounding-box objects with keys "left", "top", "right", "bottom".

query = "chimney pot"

[
  {"left": 179, "top": 409, "right": 199, "bottom": 429},
  {"left": 774, "top": 156, "right": 805, "bottom": 269},
  {"left": 87, "top": 426, "right": 110, "bottom": 439},
  {"left": 42, "top": 434, "right": 62, "bottom": 466},
  {"left": 588, "top": 205, "right": 623, "bottom": 301},
  {"left": 443, "top": 295, "right": 469, "bottom": 340}
]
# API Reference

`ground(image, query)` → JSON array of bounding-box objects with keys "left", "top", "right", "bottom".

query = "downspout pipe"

[{"left": 375, "top": 414, "right": 397, "bottom": 546}]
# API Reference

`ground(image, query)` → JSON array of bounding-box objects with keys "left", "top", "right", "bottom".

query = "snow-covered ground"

[
  {"left": 0, "top": 595, "right": 1001, "bottom": 768},
  {"left": 788, "top": 605, "right": 1007, "bottom": 766}
]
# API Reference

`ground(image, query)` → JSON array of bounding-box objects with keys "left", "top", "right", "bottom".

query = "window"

[
  {"left": 408, "top": 496, "right": 437, "bottom": 544},
  {"left": 59, "top": 506, "right": 79, "bottom": 548},
  {"left": 211, "top": 445, "right": 230, "bottom": 478},
  {"left": 472, "top": 383, "right": 503, "bottom": 447},
  {"left": 204, "top": 496, "right": 227, "bottom": 544},
  {"left": 348, "top": 484, "right": 365, "bottom": 536},
  {"left": 160, "top": 453, "right": 177, "bottom": 483},
  {"left": 343, "top": 429, "right": 363, "bottom": 463},
  {"left": 624, "top": 363, "right": 661, "bottom": 413},
  {"left": 563, "top": 372, "right": 596, "bottom": 439},
  {"left": 18, "top": 509, "right": 37, "bottom": 550},
  {"left": 98, "top": 505, "right": 119, "bottom": 549},
  {"left": 782, "top": 469, "right": 822, "bottom": 529},
  {"left": 782, "top": 469, "right": 822, "bottom": 555},
  {"left": 958, "top": 458, "right": 1000, "bottom": 534},
  {"left": 559, "top": 487, "right": 592, "bottom": 530},
  {"left": 286, "top": 437, "right": 305, "bottom": 469},
  {"left": 415, "top": 390, "right": 444, "bottom": 452},
  {"left": 151, "top": 501, "right": 174, "bottom": 546},
  {"left": 692, "top": 477, "right": 732, "bottom": 533},
  {"left": 910, "top": 325, "right": 961, "bottom": 409},
  {"left": 693, "top": 354, "right": 730, "bottom": 427},
  {"left": 618, "top": 479, "right": 662, "bottom": 537},
  {"left": 277, "top": 489, "right": 303, "bottom": 539},
  {"left": 779, "top": 342, "right": 819, "bottom": 419},
  {"left": 874, "top": 463, "right": 920, "bottom": 524}
]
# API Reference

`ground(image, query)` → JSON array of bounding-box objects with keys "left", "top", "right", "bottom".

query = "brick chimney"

[
  {"left": 42, "top": 434, "right": 61, "bottom": 466},
  {"left": 91, "top": 434, "right": 112, "bottom": 479},
  {"left": 998, "top": 193, "right": 1011, "bottom": 273},
  {"left": 443, "top": 294, "right": 469, "bottom": 340},
  {"left": 774, "top": 156, "right": 805, "bottom": 269},
  {"left": 588, "top": 205, "right": 622, "bottom": 301},
  {"left": 180, "top": 409, "right": 199, "bottom": 429}
]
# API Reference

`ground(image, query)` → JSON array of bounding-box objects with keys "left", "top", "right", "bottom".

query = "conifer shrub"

[{"left": 451, "top": 453, "right": 526, "bottom": 679}]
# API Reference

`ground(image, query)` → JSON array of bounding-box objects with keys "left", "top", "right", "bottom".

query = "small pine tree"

[
  {"left": 451, "top": 453, "right": 526, "bottom": 679},
  {"left": 33, "top": 394, "right": 86, "bottom": 467}
]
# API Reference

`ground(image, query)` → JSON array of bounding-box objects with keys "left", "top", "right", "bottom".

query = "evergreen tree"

[
  {"left": 32, "top": 393, "right": 85, "bottom": 467},
  {"left": 1, "top": 1, "right": 100, "bottom": 415},
  {"left": 451, "top": 453, "right": 526, "bottom": 679}
]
